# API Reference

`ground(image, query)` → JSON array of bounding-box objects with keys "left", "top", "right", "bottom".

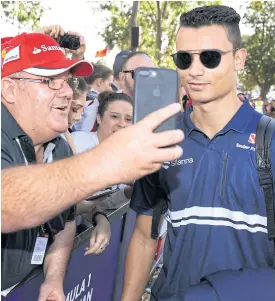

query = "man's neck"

[
  {"left": 190, "top": 93, "right": 243, "bottom": 140},
  {"left": 34, "top": 144, "right": 44, "bottom": 164}
]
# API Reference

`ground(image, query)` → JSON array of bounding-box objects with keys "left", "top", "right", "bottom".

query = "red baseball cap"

[{"left": 1, "top": 32, "right": 93, "bottom": 78}]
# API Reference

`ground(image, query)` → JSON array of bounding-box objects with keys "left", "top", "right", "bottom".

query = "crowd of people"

[
  {"left": 236, "top": 92, "right": 275, "bottom": 118},
  {"left": 1, "top": 4, "right": 275, "bottom": 301}
]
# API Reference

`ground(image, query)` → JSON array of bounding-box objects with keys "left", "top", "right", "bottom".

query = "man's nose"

[{"left": 188, "top": 54, "right": 204, "bottom": 77}]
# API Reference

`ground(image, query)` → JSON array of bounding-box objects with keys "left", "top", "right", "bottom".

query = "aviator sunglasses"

[{"left": 171, "top": 49, "right": 238, "bottom": 70}]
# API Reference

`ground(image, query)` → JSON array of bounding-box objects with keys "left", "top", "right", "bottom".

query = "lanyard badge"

[{"left": 31, "top": 224, "right": 48, "bottom": 265}]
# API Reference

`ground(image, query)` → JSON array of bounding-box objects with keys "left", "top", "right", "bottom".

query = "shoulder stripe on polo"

[
  {"left": 166, "top": 206, "right": 267, "bottom": 233},
  {"left": 166, "top": 216, "right": 267, "bottom": 233}
]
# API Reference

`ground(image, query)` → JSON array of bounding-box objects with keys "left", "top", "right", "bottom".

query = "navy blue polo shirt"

[{"left": 130, "top": 101, "right": 275, "bottom": 301}]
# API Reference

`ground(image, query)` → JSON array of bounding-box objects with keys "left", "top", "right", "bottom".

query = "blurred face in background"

[
  {"left": 237, "top": 93, "right": 245, "bottom": 101},
  {"left": 68, "top": 92, "right": 86, "bottom": 128},
  {"left": 121, "top": 54, "right": 155, "bottom": 98},
  {"left": 94, "top": 74, "right": 114, "bottom": 93},
  {"left": 96, "top": 100, "right": 133, "bottom": 141}
]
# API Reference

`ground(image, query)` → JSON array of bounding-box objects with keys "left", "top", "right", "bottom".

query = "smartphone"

[{"left": 133, "top": 67, "right": 179, "bottom": 132}]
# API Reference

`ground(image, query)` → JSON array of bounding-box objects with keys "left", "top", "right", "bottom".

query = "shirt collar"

[
  {"left": 1, "top": 103, "right": 62, "bottom": 147},
  {"left": 1, "top": 103, "right": 26, "bottom": 139},
  {"left": 219, "top": 100, "right": 255, "bottom": 134},
  {"left": 183, "top": 100, "right": 255, "bottom": 137}
]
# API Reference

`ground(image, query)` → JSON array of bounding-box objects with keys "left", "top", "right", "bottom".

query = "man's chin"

[{"left": 189, "top": 93, "right": 216, "bottom": 105}]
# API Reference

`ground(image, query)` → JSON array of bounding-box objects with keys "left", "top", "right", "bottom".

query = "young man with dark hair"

[
  {"left": 120, "top": 51, "right": 155, "bottom": 98},
  {"left": 122, "top": 5, "right": 275, "bottom": 301}
]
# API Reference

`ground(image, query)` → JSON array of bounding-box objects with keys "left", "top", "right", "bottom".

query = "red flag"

[{"left": 95, "top": 48, "right": 108, "bottom": 58}]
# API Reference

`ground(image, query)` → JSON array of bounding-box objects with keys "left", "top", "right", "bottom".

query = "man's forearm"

[
  {"left": 2, "top": 104, "right": 184, "bottom": 233},
  {"left": 43, "top": 220, "right": 76, "bottom": 282},
  {"left": 122, "top": 228, "right": 157, "bottom": 301},
  {"left": 2, "top": 147, "right": 117, "bottom": 233}
]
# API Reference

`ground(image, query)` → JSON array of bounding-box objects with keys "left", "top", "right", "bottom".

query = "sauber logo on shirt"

[
  {"left": 162, "top": 158, "right": 194, "bottom": 169},
  {"left": 32, "top": 45, "right": 63, "bottom": 54},
  {"left": 248, "top": 133, "right": 256, "bottom": 144},
  {"left": 235, "top": 133, "right": 257, "bottom": 152}
]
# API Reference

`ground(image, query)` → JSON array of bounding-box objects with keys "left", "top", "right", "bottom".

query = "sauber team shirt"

[{"left": 130, "top": 100, "right": 275, "bottom": 301}]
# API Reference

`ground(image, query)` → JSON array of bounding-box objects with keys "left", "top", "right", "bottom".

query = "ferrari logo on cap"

[
  {"left": 3, "top": 46, "right": 20, "bottom": 66},
  {"left": 2, "top": 49, "right": 7, "bottom": 59}
]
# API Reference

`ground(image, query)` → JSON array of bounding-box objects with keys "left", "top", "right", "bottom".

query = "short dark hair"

[
  {"left": 122, "top": 51, "right": 152, "bottom": 71},
  {"left": 97, "top": 91, "right": 133, "bottom": 119},
  {"left": 68, "top": 77, "right": 88, "bottom": 99},
  {"left": 179, "top": 5, "right": 242, "bottom": 49},
  {"left": 84, "top": 63, "right": 113, "bottom": 85}
]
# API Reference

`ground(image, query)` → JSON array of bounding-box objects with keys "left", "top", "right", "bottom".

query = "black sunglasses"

[
  {"left": 123, "top": 70, "right": 135, "bottom": 79},
  {"left": 171, "top": 49, "right": 238, "bottom": 70}
]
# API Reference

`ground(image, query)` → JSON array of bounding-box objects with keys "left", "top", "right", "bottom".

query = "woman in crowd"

[
  {"left": 62, "top": 77, "right": 87, "bottom": 153},
  {"left": 71, "top": 91, "right": 134, "bottom": 209},
  {"left": 65, "top": 77, "right": 111, "bottom": 256},
  {"left": 72, "top": 63, "right": 114, "bottom": 132}
]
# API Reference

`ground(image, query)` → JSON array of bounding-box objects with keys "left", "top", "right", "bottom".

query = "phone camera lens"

[{"left": 139, "top": 70, "right": 150, "bottom": 77}]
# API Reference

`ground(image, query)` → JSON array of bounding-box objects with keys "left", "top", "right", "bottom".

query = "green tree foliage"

[
  {"left": 1, "top": 1, "right": 45, "bottom": 30},
  {"left": 239, "top": 1, "right": 275, "bottom": 98},
  {"left": 100, "top": 1, "right": 221, "bottom": 69}
]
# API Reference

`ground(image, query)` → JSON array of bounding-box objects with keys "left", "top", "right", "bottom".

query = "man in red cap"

[
  {"left": 1, "top": 32, "right": 93, "bottom": 300},
  {"left": 1, "top": 32, "right": 184, "bottom": 299}
]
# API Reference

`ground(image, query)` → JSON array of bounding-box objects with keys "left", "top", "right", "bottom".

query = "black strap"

[
  {"left": 256, "top": 115, "right": 275, "bottom": 267},
  {"left": 151, "top": 198, "right": 164, "bottom": 240}
]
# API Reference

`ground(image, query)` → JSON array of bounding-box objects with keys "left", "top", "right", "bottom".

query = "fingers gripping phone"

[{"left": 133, "top": 67, "right": 179, "bottom": 132}]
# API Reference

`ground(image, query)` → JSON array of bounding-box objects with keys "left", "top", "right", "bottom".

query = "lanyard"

[{"left": 15, "top": 138, "right": 55, "bottom": 235}]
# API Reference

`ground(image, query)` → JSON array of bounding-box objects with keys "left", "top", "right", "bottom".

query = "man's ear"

[
  {"left": 119, "top": 71, "right": 125, "bottom": 83},
  {"left": 1, "top": 78, "right": 17, "bottom": 104},
  {"left": 118, "top": 72, "right": 126, "bottom": 90},
  {"left": 234, "top": 48, "right": 247, "bottom": 72}
]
